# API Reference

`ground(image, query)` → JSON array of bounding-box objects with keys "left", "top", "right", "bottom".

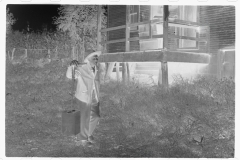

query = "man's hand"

[
  {"left": 70, "top": 60, "right": 79, "bottom": 67},
  {"left": 70, "top": 60, "right": 87, "bottom": 67}
]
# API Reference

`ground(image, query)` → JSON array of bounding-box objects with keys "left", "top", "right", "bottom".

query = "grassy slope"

[{"left": 5, "top": 59, "right": 234, "bottom": 157}]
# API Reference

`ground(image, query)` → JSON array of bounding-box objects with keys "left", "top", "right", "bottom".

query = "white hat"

[{"left": 84, "top": 51, "right": 101, "bottom": 63}]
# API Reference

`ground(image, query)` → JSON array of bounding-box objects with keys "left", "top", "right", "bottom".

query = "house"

[{"left": 98, "top": 5, "right": 235, "bottom": 85}]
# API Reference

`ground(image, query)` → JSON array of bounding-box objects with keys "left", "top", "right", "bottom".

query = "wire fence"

[{"left": 6, "top": 46, "right": 82, "bottom": 62}]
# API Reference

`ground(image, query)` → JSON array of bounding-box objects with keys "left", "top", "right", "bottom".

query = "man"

[{"left": 66, "top": 51, "right": 103, "bottom": 147}]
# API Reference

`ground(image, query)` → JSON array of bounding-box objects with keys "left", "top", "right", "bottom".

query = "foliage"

[
  {"left": 54, "top": 5, "right": 107, "bottom": 59},
  {"left": 100, "top": 76, "right": 235, "bottom": 158},
  {"left": 6, "top": 5, "right": 107, "bottom": 62},
  {"left": 6, "top": 8, "right": 16, "bottom": 34},
  {"left": 6, "top": 31, "right": 74, "bottom": 61},
  {"left": 7, "top": 31, "right": 69, "bottom": 49}
]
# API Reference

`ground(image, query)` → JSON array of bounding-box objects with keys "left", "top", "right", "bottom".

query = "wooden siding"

[
  {"left": 108, "top": 5, "right": 126, "bottom": 53},
  {"left": 128, "top": 5, "right": 151, "bottom": 51},
  {"left": 107, "top": 5, "right": 235, "bottom": 54},
  {"left": 108, "top": 5, "right": 126, "bottom": 27},
  {"left": 107, "top": 5, "right": 154, "bottom": 53},
  {"left": 199, "top": 6, "right": 235, "bottom": 54},
  {"left": 140, "top": 5, "right": 151, "bottom": 22},
  {"left": 168, "top": 6, "right": 179, "bottom": 50}
]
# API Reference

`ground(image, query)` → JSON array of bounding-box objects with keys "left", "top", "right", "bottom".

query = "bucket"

[
  {"left": 62, "top": 65, "right": 80, "bottom": 135},
  {"left": 62, "top": 109, "right": 80, "bottom": 135}
]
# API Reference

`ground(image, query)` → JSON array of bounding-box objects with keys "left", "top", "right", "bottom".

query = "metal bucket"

[{"left": 62, "top": 109, "right": 80, "bottom": 135}]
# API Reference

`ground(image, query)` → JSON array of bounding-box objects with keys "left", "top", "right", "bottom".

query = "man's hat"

[{"left": 84, "top": 51, "right": 101, "bottom": 63}]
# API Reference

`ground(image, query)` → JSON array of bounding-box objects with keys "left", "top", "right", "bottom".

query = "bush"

[{"left": 100, "top": 75, "right": 234, "bottom": 157}]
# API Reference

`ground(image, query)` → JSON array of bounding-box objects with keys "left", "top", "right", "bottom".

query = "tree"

[
  {"left": 6, "top": 8, "right": 16, "bottom": 34},
  {"left": 54, "top": 5, "right": 106, "bottom": 61}
]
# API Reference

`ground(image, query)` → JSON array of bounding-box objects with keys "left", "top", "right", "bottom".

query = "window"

[
  {"left": 139, "top": 6, "right": 164, "bottom": 50},
  {"left": 178, "top": 6, "right": 198, "bottom": 49},
  {"left": 151, "top": 5, "right": 163, "bottom": 35},
  {"left": 129, "top": 5, "right": 139, "bottom": 33},
  {"left": 151, "top": 5, "right": 163, "bottom": 20}
]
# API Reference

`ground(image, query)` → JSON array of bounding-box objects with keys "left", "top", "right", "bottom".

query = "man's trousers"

[{"left": 76, "top": 99, "right": 100, "bottom": 141}]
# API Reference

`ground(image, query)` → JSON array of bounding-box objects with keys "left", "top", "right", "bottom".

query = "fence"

[{"left": 6, "top": 46, "right": 84, "bottom": 62}]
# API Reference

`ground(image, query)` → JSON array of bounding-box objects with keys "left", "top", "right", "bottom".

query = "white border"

[{"left": 1, "top": 0, "right": 239, "bottom": 160}]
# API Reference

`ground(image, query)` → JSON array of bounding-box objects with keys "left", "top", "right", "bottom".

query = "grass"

[{"left": 5, "top": 58, "right": 235, "bottom": 157}]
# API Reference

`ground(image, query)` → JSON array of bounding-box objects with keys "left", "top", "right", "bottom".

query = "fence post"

[
  {"left": 25, "top": 49, "right": 27, "bottom": 58},
  {"left": 7, "top": 51, "right": 11, "bottom": 60},
  {"left": 72, "top": 46, "right": 75, "bottom": 60},
  {"left": 48, "top": 49, "right": 51, "bottom": 58},
  {"left": 11, "top": 48, "right": 15, "bottom": 60}
]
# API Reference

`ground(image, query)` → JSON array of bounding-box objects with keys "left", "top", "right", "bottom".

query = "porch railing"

[
  {"left": 100, "top": 17, "right": 210, "bottom": 53},
  {"left": 96, "top": 5, "right": 211, "bottom": 88}
]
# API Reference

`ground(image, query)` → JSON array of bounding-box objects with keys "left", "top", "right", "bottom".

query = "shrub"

[{"left": 100, "top": 75, "right": 234, "bottom": 157}]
